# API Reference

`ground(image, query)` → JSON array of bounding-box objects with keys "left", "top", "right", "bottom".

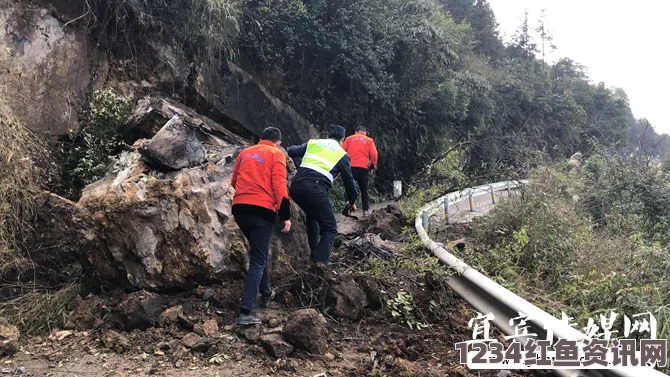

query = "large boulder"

[
  {"left": 41, "top": 104, "right": 310, "bottom": 292},
  {"left": 0, "top": 1, "right": 98, "bottom": 135}
]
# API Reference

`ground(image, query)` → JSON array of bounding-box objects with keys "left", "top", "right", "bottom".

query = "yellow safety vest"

[{"left": 300, "top": 139, "right": 346, "bottom": 182}]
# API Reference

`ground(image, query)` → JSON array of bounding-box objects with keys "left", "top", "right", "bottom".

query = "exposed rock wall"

[{"left": 0, "top": 0, "right": 95, "bottom": 135}]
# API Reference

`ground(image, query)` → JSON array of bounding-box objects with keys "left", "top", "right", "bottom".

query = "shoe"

[
  {"left": 312, "top": 261, "right": 328, "bottom": 269},
  {"left": 236, "top": 313, "right": 262, "bottom": 326},
  {"left": 363, "top": 210, "right": 371, "bottom": 216},
  {"left": 310, "top": 261, "right": 328, "bottom": 276},
  {"left": 259, "top": 289, "right": 275, "bottom": 308}
]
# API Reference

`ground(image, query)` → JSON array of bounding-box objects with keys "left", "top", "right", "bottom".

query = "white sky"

[{"left": 487, "top": 0, "right": 670, "bottom": 135}]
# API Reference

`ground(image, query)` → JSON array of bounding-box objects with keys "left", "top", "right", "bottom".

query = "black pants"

[
  {"left": 289, "top": 178, "right": 337, "bottom": 263},
  {"left": 352, "top": 167, "right": 370, "bottom": 211},
  {"left": 233, "top": 212, "right": 273, "bottom": 314}
]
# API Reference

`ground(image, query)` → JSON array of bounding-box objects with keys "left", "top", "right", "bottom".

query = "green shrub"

[
  {"left": 442, "top": 161, "right": 670, "bottom": 370},
  {"left": 53, "top": 89, "right": 132, "bottom": 200}
]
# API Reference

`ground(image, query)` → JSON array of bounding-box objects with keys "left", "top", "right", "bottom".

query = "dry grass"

[
  {"left": 0, "top": 109, "right": 48, "bottom": 271},
  {"left": 0, "top": 284, "right": 80, "bottom": 335},
  {"left": 0, "top": 108, "right": 74, "bottom": 335}
]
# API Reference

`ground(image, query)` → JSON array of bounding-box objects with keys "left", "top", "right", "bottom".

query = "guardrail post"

[
  {"left": 468, "top": 189, "right": 474, "bottom": 212},
  {"left": 393, "top": 180, "right": 402, "bottom": 199},
  {"left": 506, "top": 181, "right": 511, "bottom": 195},
  {"left": 443, "top": 198, "right": 449, "bottom": 222},
  {"left": 489, "top": 185, "right": 495, "bottom": 204},
  {"left": 422, "top": 210, "right": 429, "bottom": 229}
]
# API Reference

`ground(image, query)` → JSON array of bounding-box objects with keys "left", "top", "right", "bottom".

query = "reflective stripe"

[
  {"left": 300, "top": 139, "right": 346, "bottom": 182},
  {"left": 301, "top": 162, "right": 334, "bottom": 181}
]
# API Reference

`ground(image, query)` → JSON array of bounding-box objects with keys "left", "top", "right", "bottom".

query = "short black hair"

[
  {"left": 328, "top": 125, "right": 346, "bottom": 140},
  {"left": 356, "top": 126, "right": 367, "bottom": 132},
  {"left": 261, "top": 127, "right": 282, "bottom": 142}
]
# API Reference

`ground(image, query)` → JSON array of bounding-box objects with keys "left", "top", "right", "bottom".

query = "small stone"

[
  {"left": 102, "top": 330, "right": 130, "bottom": 352},
  {"left": 180, "top": 333, "right": 203, "bottom": 350},
  {"left": 0, "top": 321, "right": 19, "bottom": 357},
  {"left": 237, "top": 325, "right": 262, "bottom": 343},
  {"left": 201, "top": 319, "right": 218, "bottom": 337},
  {"left": 202, "top": 288, "right": 216, "bottom": 301},
  {"left": 168, "top": 339, "right": 181, "bottom": 352},
  {"left": 115, "top": 291, "right": 163, "bottom": 330},
  {"left": 158, "top": 305, "right": 183, "bottom": 327},
  {"left": 324, "top": 352, "right": 335, "bottom": 361},
  {"left": 52, "top": 330, "right": 74, "bottom": 341},
  {"left": 260, "top": 334, "right": 294, "bottom": 359},
  {"left": 173, "top": 346, "right": 189, "bottom": 360},
  {"left": 267, "top": 317, "right": 282, "bottom": 328}
]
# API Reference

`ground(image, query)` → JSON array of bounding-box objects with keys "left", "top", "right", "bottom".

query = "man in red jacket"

[
  {"left": 231, "top": 127, "right": 291, "bottom": 325},
  {"left": 342, "top": 126, "right": 379, "bottom": 216}
]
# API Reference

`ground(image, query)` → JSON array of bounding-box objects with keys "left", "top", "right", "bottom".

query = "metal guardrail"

[{"left": 414, "top": 180, "right": 669, "bottom": 377}]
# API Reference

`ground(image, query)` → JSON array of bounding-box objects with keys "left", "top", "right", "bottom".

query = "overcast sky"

[{"left": 487, "top": 0, "right": 670, "bottom": 135}]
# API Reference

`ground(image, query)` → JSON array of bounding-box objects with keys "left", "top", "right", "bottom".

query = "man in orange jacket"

[
  {"left": 342, "top": 126, "right": 379, "bottom": 216},
  {"left": 231, "top": 127, "right": 291, "bottom": 326}
]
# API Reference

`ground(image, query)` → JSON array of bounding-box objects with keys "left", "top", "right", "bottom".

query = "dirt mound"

[{"left": 360, "top": 204, "right": 408, "bottom": 241}]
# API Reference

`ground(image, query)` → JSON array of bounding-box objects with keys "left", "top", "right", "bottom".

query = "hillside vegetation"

[{"left": 81, "top": 0, "right": 668, "bottom": 187}]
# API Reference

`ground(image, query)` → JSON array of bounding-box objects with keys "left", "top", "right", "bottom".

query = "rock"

[
  {"left": 0, "top": 321, "right": 20, "bottom": 356},
  {"left": 260, "top": 334, "right": 294, "bottom": 359},
  {"left": 180, "top": 332, "right": 213, "bottom": 353},
  {"left": 201, "top": 319, "right": 218, "bottom": 337},
  {"left": 177, "top": 315, "right": 195, "bottom": 331},
  {"left": 267, "top": 317, "right": 282, "bottom": 328},
  {"left": 102, "top": 330, "right": 131, "bottom": 352},
  {"left": 158, "top": 305, "right": 183, "bottom": 327},
  {"left": 137, "top": 115, "right": 206, "bottom": 171},
  {"left": 115, "top": 291, "right": 163, "bottom": 330},
  {"left": 355, "top": 276, "right": 383, "bottom": 310},
  {"left": 202, "top": 287, "right": 216, "bottom": 301},
  {"left": 194, "top": 61, "right": 318, "bottom": 145},
  {"left": 51, "top": 330, "right": 74, "bottom": 341},
  {"left": 35, "top": 96, "right": 310, "bottom": 293},
  {"left": 237, "top": 325, "right": 262, "bottom": 343},
  {"left": 0, "top": 4, "right": 95, "bottom": 135},
  {"left": 180, "top": 333, "right": 204, "bottom": 350},
  {"left": 125, "top": 96, "right": 246, "bottom": 153},
  {"left": 61, "top": 295, "right": 99, "bottom": 330},
  {"left": 281, "top": 309, "right": 328, "bottom": 354},
  {"left": 71, "top": 117, "right": 309, "bottom": 291},
  {"left": 156, "top": 342, "right": 171, "bottom": 351},
  {"left": 328, "top": 278, "right": 368, "bottom": 320},
  {"left": 173, "top": 346, "right": 190, "bottom": 360}
]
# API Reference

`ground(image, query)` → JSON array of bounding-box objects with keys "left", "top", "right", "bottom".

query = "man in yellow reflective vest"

[{"left": 286, "top": 125, "right": 358, "bottom": 267}]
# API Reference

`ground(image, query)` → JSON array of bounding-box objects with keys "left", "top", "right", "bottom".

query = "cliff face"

[
  {"left": 0, "top": 0, "right": 318, "bottom": 143},
  {"left": 0, "top": 0, "right": 96, "bottom": 135}
]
